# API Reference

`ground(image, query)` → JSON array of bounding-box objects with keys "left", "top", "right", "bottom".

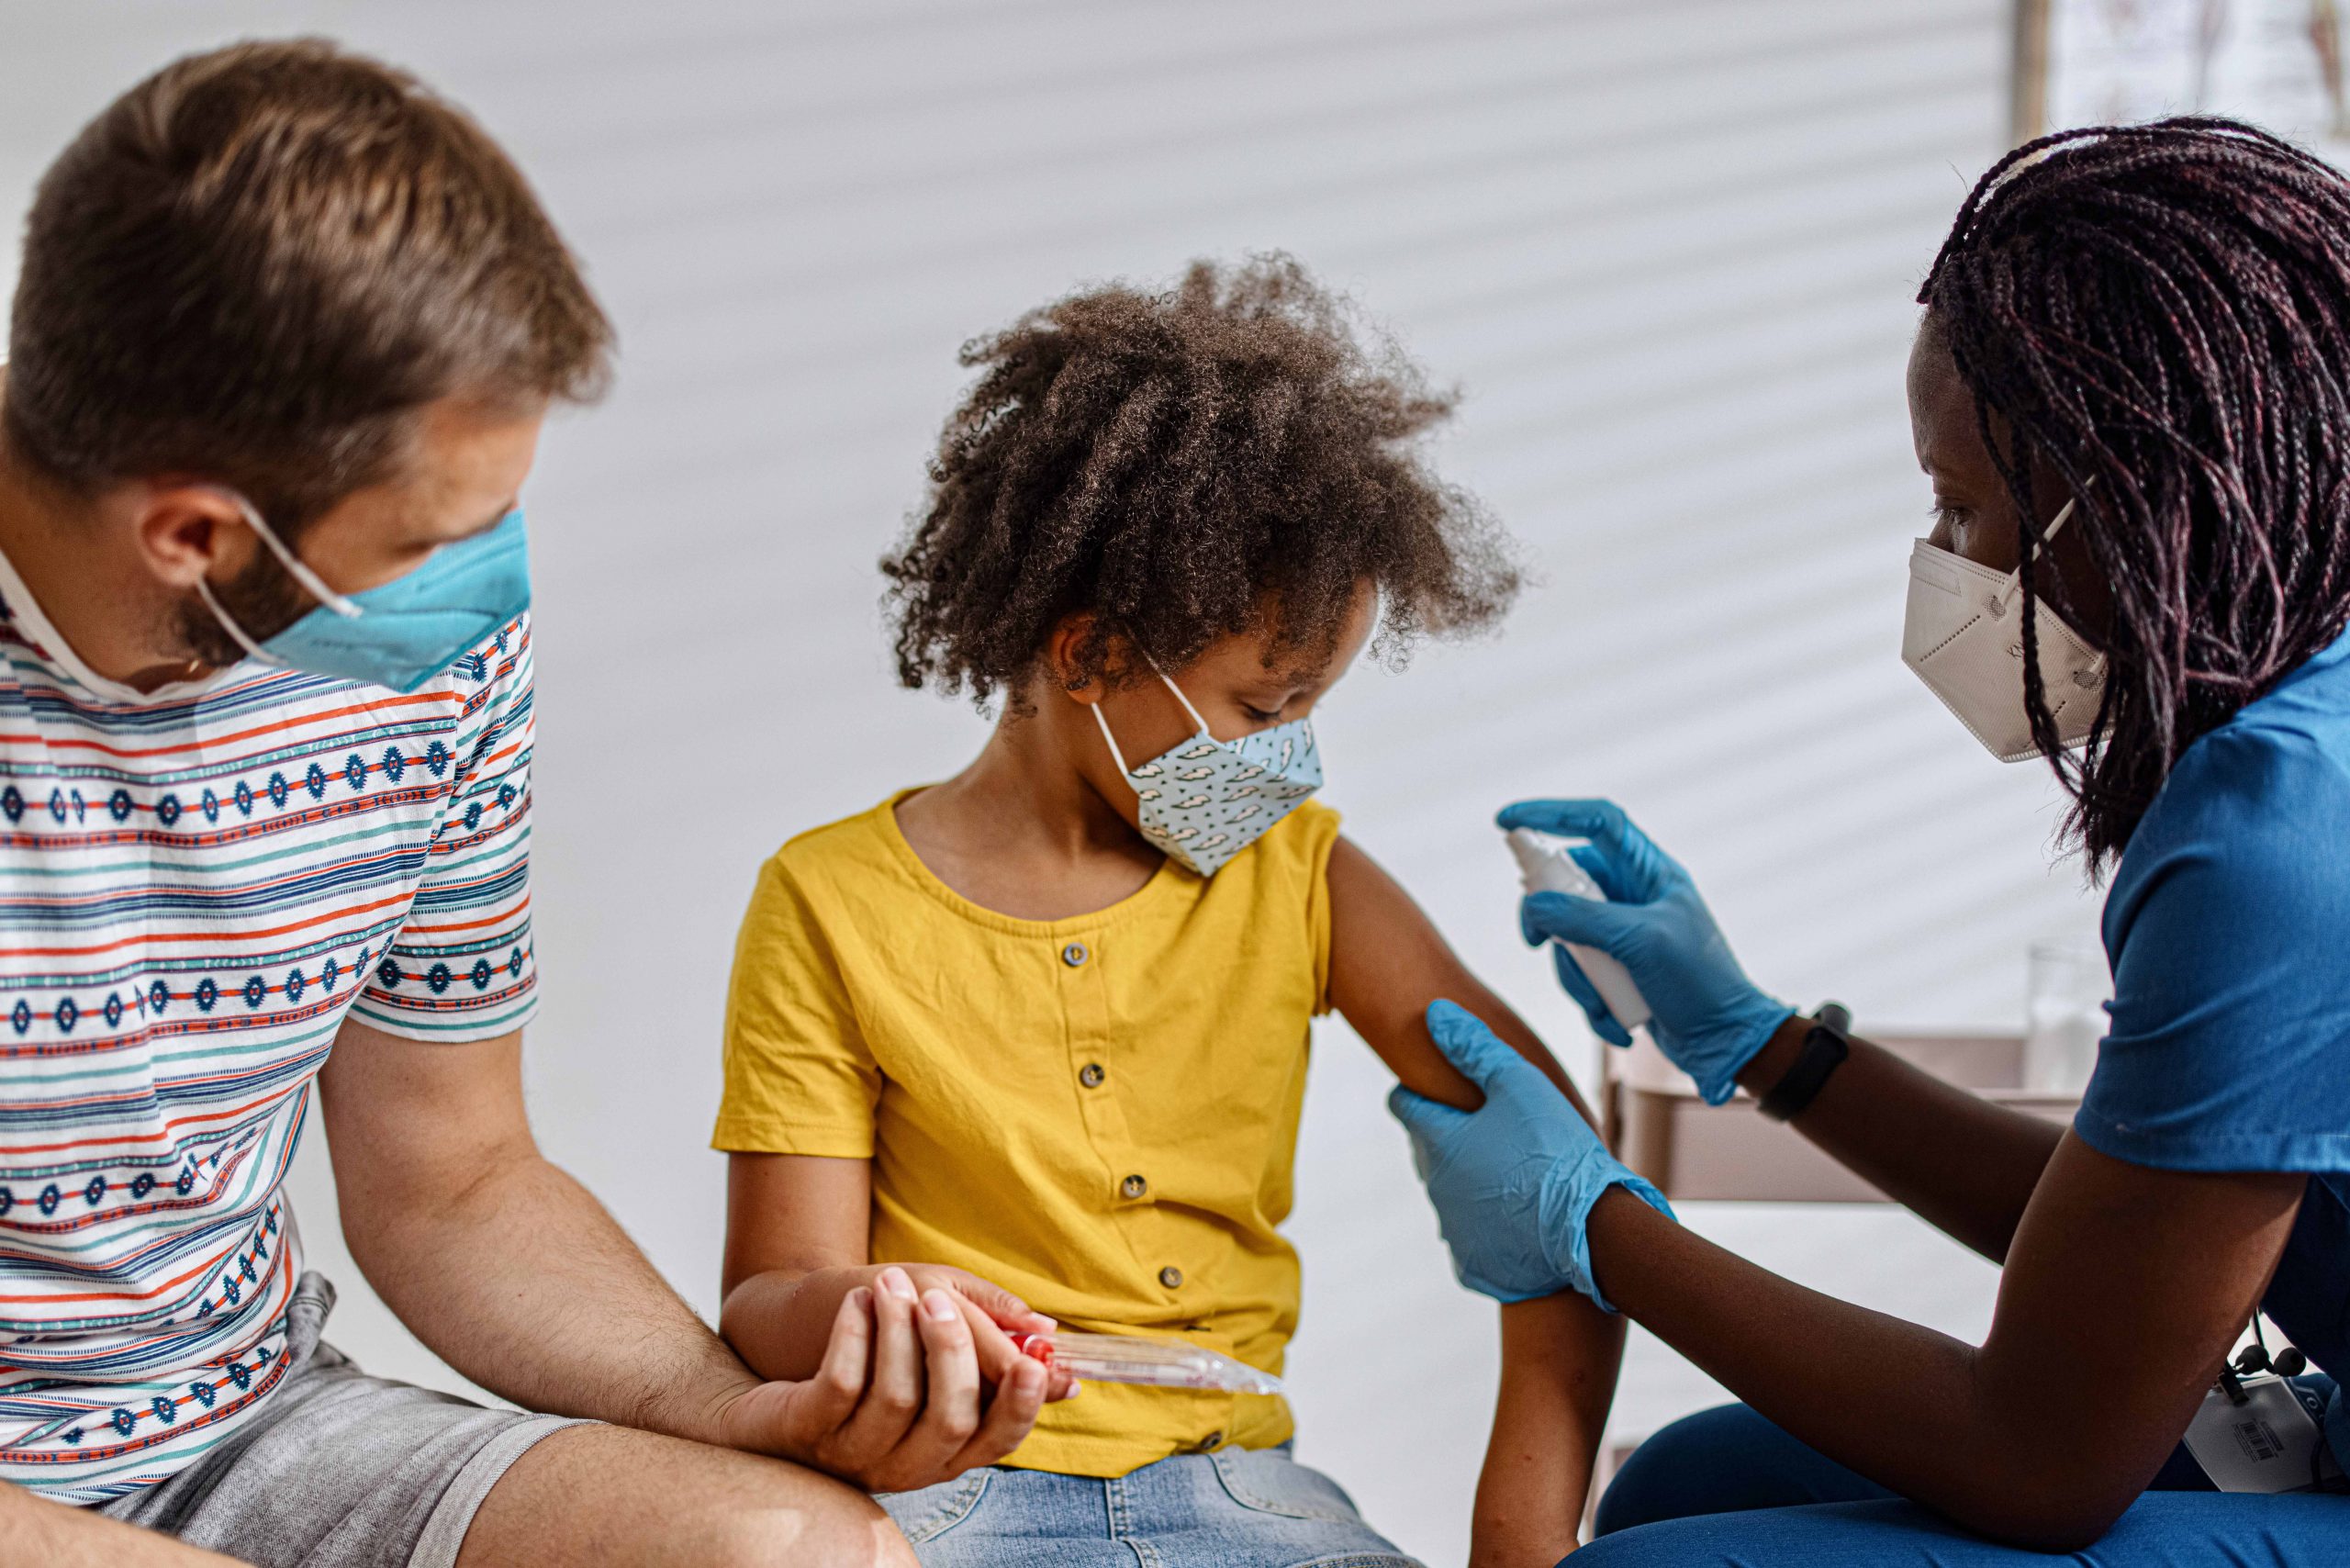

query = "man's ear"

[{"left": 129, "top": 483, "right": 258, "bottom": 590}]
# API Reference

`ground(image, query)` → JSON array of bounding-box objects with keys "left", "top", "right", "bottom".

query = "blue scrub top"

[{"left": 2081, "top": 629, "right": 2350, "bottom": 1456}]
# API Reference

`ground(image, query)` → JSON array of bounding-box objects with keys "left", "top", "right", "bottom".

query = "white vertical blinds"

[{"left": 3, "top": 5, "right": 2065, "bottom": 1558}]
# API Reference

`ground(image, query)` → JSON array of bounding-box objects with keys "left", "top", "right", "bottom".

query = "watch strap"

[{"left": 1756, "top": 1002, "right": 1852, "bottom": 1123}]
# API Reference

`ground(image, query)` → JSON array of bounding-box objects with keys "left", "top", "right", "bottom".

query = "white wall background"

[{"left": 1, "top": 4, "right": 2103, "bottom": 1562}]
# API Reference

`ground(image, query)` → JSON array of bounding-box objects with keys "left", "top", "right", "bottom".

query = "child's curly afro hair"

[{"left": 881, "top": 254, "right": 1520, "bottom": 706}]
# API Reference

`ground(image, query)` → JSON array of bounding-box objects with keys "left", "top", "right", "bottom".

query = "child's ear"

[{"left": 1044, "top": 613, "right": 1123, "bottom": 702}]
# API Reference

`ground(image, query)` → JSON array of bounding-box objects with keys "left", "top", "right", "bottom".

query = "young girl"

[{"left": 714, "top": 258, "right": 1619, "bottom": 1568}]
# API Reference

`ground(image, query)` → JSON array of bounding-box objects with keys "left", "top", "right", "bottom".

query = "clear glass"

[
  {"left": 2023, "top": 935, "right": 2110, "bottom": 1094},
  {"left": 1011, "top": 1331, "right": 1283, "bottom": 1395}
]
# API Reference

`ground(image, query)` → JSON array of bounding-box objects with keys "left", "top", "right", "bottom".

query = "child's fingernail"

[
  {"left": 923, "top": 1289, "right": 958, "bottom": 1322},
  {"left": 1032, "top": 1315, "right": 1058, "bottom": 1331},
  {"left": 848, "top": 1286, "right": 873, "bottom": 1311},
  {"left": 878, "top": 1267, "right": 917, "bottom": 1300}
]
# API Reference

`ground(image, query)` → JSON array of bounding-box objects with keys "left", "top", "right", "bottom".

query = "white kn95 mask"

[{"left": 1902, "top": 498, "right": 2106, "bottom": 763}]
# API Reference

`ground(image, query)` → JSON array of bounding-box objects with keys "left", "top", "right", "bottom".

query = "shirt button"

[
  {"left": 1061, "top": 942, "right": 1090, "bottom": 967},
  {"left": 1080, "top": 1063, "right": 1106, "bottom": 1089},
  {"left": 1158, "top": 1265, "right": 1184, "bottom": 1289},
  {"left": 1197, "top": 1430, "right": 1225, "bottom": 1451},
  {"left": 1121, "top": 1174, "right": 1149, "bottom": 1200}
]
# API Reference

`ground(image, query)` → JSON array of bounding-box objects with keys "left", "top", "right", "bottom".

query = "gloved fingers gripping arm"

[
  {"left": 1392, "top": 1001, "right": 1673, "bottom": 1308},
  {"left": 1501, "top": 799, "right": 1794, "bottom": 1103}
]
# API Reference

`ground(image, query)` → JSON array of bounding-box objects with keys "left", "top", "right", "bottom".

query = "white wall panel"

[{"left": 2, "top": 5, "right": 2088, "bottom": 1561}]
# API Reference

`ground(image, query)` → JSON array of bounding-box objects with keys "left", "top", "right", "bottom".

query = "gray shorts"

[{"left": 93, "top": 1272, "right": 588, "bottom": 1568}]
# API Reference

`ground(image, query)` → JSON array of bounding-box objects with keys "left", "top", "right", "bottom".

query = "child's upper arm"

[{"left": 1326, "top": 834, "right": 1590, "bottom": 1119}]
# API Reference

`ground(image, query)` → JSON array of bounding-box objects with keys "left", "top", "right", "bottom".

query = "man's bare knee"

[
  {"left": 461, "top": 1426, "right": 919, "bottom": 1568},
  {"left": 709, "top": 1474, "right": 914, "bottom": 1568}
]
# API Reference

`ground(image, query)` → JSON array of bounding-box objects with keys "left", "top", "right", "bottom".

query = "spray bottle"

[{"left": 1505, "top": 827, "right": 1653, "bottom": 1032}]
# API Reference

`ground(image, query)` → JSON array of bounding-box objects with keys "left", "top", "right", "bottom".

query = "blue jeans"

[
  {"left": 1583, "top": 1396, "right": 2350, "bottom": 1566},
  {"left": 876, "top": 1445, "right": 1420, "bottom": 1567}
]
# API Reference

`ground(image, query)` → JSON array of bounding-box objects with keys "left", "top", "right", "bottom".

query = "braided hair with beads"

[{"left": 1920, "top": 116, "right": 2350, "bottom": 867}]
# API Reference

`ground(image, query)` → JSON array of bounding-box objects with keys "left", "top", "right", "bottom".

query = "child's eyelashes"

[{"left": 1240, "top": 704, "right": 1283, "bottom": 725}]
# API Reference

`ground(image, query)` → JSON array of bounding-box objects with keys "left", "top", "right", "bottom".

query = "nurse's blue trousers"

[{"left": 1580, "top": 1400, "right": 2348, "bottom": 1566}]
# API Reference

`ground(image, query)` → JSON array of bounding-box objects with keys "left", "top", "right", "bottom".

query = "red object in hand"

[{"left": 1009, "top": 1332, "right": 1056, "bottom": 1366}]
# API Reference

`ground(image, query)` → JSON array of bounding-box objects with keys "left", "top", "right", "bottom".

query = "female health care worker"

[{"left": 1392, "top": 118, "right": 2350, "bottom": 1564}]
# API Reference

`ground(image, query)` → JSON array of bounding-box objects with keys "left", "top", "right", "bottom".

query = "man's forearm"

[
  {"left": 1470, "top": 1294, "right": 1621, "bottom": 1567},
  {"left": 1735, "top": 1016, "right": 2064, "bottom": 1261},
  {"left": 0, "top": 1484, "right": 244, "bottom": 1565},
  {"left": 342, "top": 1148, "right": 759, "bottom": 1445}
]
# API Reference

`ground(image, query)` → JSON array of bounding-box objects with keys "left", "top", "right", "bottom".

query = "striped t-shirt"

[{"left": 0, "top": 545, "right": 537, "bottom": 1503}]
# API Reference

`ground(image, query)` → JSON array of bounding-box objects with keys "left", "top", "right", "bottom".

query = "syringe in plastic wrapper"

[{"left": 1007, "top": 1331, "right": 1283, "bottom": 1395}]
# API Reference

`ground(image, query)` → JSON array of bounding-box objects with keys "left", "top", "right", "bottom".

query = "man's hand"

[
  {"left": 321, "top": 1024, "right": 1068, "bottom": 1490},
  {"left": 791, "top": 1261, "right": 1073, "bottom": 1400},
  {"left": 714, "top": 1268, "right": 1051, "bottom": 1492}
]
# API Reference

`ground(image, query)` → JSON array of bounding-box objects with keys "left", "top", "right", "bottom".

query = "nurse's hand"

[
  {"left": 1389, "top": 1001, "right": 1673, "bottom": 1307},
  {"left": 1498, "top": 798, "right": 1794, "bottom": 1104}
]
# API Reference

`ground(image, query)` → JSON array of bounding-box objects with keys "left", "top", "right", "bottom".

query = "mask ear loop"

[
  {"left": 2039, "top": 496, "right": 2080, "bottom": 543},
  {"left": 192, "top": 577, "right": 285, "bottom": 668},
  {"left": 203, "top": 487, "right": 362, "bottom": 621},
  {"left": 1995, "top": 497, "right": 2078, "bottom": 611},
  {"left": 2006, "top": 496, "right": 2107, "bottom": 691},
  {"left": 1138, "top": 651, "right": 1214, "bottom": 738},
  {"left": 1092, "top": 644, "right": 1218, "bottom": 781},
  {"left": 1091, "top": 701, "right": 1136, "bottom": 778}
]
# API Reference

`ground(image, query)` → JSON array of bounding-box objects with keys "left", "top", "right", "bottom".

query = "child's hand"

[
  {"left": 728, "top": 1269, "right": 1053, "bottom": 1491},
  {"left": 871, "top": 1262, "right": 1079, "bottom": 1402}
]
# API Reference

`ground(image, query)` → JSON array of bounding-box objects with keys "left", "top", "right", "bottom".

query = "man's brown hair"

[{"left": 4, "top": 39, "right": 612, "bottom": 532}]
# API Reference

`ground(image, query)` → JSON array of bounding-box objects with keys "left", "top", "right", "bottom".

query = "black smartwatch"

[{"left": 1756, "top": 1003, "right": 1852, "bottom": 1123}]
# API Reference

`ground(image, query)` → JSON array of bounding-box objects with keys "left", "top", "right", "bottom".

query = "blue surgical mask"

[
  {"left": 196, "top": 493, "right": 531, "bottom": 693},
  {"left": 1092, "top": 667, "right": 1323, "bottom": 877}
]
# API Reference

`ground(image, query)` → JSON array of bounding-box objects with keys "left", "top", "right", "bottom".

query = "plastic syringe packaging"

[{"left": 1009, "top": 1330, "right": 1283, "bottom": 1395}]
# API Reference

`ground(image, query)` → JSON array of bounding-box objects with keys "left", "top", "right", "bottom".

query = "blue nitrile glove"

[
  {"left": 1497, "top": 798, "right": 1795, "bottom": 1106},
  {"left": 1388, "top": 1000, "right": 1674, "bottom": 1310}
]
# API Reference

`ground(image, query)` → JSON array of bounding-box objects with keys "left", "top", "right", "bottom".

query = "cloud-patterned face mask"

[{"left": 1091, "top": 668, "right": 1324, "bottom": 877}]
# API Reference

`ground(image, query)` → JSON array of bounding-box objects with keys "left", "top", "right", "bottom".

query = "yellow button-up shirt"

[{"left": 714, "top": 790, "right": 1339, "bottom": 1477}]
